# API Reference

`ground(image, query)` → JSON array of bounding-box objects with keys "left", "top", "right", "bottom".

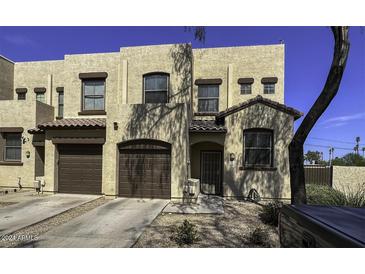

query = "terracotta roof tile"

[
  {"left": 28, "top": 118, "right": 106, "bottom": 134},
  {"left": 190, "top": 120, "right": 227, "bottom": 133},
  {"left": 216, "top": 95, "right": 303, "bottom": 120}
]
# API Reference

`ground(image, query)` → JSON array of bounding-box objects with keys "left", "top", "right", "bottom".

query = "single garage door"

[
  {"left": 58, "top": 144, "right": 103, "bottom": 194},
  {"left": 118, "top": 139, "right": 171, "bottom": 199}
]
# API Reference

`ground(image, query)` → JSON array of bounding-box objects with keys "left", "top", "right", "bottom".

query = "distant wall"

[
  {"left": 332, "top": 166, "right": 365, "bottom": 192},
  {"left": 0, "top": 56, "right": 14, "bottom": 100}
]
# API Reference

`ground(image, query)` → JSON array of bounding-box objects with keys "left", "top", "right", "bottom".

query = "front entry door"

[{"left": 200, "top": 151, "right": 222, "bottom": 195}]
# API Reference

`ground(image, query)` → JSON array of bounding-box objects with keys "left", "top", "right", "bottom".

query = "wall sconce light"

[
  {"left": 113, "top": 122, "right": 118, "bottom": 130},
  {"left": 229, "top": 153, "right": 235, "bottom": 161},
  {"left": 21, "top": 135, "right": 29, "bottom": 144},
  {"left": 26, "top": 151, "right": 30, "bottom": 158}
]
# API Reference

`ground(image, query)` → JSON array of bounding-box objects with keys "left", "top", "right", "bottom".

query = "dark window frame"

[
  {"left": 197, "top": 84, "right": 220, "bottom": 113},
  {"left": 240, "top": 83, "right": 252, "bottom": 94},
  {"left": 143, "top": 73, "right": 170, "bottom": 104},
  {"left": 36, "top": 92, "right": 46, "bottom": 103},
  {"left": 263, "top": 83, "right": 275, "bottom": 94},
  {"left": 58, "top": 91, "right": 64, "bottom": 118},
  {"left": 81, "top": 78, "right": 106, "bottom": 111},
  {"left": 4, "top": 133, "right": 22, "bottom": 162},
  {"left": 17, "top": 93, "right": 26, "bottom": 100},
  {"left": 243, "top": 129, "right": 274, "bottom": 168}
]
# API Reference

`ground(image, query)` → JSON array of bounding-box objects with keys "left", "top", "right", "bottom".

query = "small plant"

[
  {"left": 259, "top": 201, "right": 282, "bottom": 227},
  {"left": 248, "top": 227, "right": 270, "bottom": 247},
  {"left": 172, "top": 219, "right": 199, "bottom": 247},
  {"left": 307, "top": 184, "right": 365, "bottom": 207}
]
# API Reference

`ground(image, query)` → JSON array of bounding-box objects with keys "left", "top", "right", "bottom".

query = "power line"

[
  {"left": 308, "top": 137, "right": 365, "bottom": 146},
  {"left": 305, "top": 143, "right": 355, "bottom": 151}
]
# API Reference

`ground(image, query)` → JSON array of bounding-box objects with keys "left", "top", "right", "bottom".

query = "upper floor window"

[
  {"left": 57, "top": 89, "right": 64, "bottom": 118},
  {"left": 143, "top": 74, "right": 169, "bottom": 103},
  {"left": 16, "top": 88, "right": 27, "bottom": 100},
  {"left": 240, "top": 84, "right": 252, "bottom": 94},
  {"left": 261, "top": 77, "right": 278, "bottom": 94},
  {"left": 198, "top": 85, "right": 219, "bottom": 113},
  {"left": 243, "top": 129, "right": 273, "bottom": 168},
  {"left": 36, "top": 93, "right": 46, "bottom": 103},
  {"left": 4, "top": 133, "right": 22, "bottom": 162},
  {"left": 263, "top": 83, "right": 275, "bottom": 94},
  {"left": 238, "top": 78, "right": 254, "bottom": 95},
  {"left": 82, "top": 79, "right": 105, "bottom": 111}
]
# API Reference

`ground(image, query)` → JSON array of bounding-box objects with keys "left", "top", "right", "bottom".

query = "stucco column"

[
  {"left": 47, "top": 74, "right": 53, "bottom": 105},
  {"left": 121, "top": 60, "right": 128, "bottom": 104},
  {"left": 227, "top": 64, "right": 233, "bottom": 108},
  {"left": 43, "top": 139, "right": 56, "bottom": 192}
]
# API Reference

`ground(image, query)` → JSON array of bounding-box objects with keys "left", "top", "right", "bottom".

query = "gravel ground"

[
  {"left": 134, "top": 200, "right": 279, "bottom": 248},
  {"left": 0, "top": 197, "right": 108, "bottom": 248},
  {"left": 0, "top": 202, "right": 17, "bottom": 208}
]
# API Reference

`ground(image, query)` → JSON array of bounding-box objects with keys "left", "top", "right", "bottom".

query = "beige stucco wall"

[
  {"left": 0, "top": 100, "right": 53, "bottom": 188},
  {"left": 0, "top": 56, "right": 14, "bottom": 100},
  {"left": 223, "top": 103, "right": 293, "bottom": 199},
  {"left": 103, "top": 103, "right": 189, "bottom": 198},
  {"left": 63, "top": 52, "right": 119, "bottom": 118},
  {"left": 332, "top": 166, "right": 365, "bottom": 193},
  {"left": 120, "top": 44, "right": 192, "bottom": 105},
  {"left": 192, "top": 44, "right": 284, "bottom": 115}
]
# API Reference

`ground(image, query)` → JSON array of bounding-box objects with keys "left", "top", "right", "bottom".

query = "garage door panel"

[
  {"left": 118, "top": 140, "right": 171, "bottom": 199},
  {"left": 58, "top": 144, "right": 102, "bottom": 195}
]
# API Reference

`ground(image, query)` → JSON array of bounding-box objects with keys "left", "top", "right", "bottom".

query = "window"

[
  {"left": 36, "top": 93, "right": 45, "bottom": 103},
  {"left": 82, "top": 79, "right": 105, "bottom": 111},
  {"left": 243, "top": 129, "right": 273, "bottom": 167},
  {"left": 263, "top": 83, "right": 275, "bottom": 94},
  {"left": 17, "top": 93, "right": 26, "bottom": 100},
  {"left": 198, "top": 85, "right": 219, "bottom": 113},
  {"left": 240, "top": 83, "right": 252, "bottom": 94},
  {"left": 4, "top": 133, "right": 22, "bottom": 161},
  {"left": 58, "top": 91, "right": 64, "bottom": 118},
  {"left": 144, "top": 74, "right": 169, "bottom": 103}
]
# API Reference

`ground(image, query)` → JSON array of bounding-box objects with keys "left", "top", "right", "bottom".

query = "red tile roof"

[
  {"left": 216, "top": 95, "right": 303, "bottom": 120},
  {"left": 28, "top": 118, "right": 106, "bottom": 134},
  {"left": 190, "top": 120, "right": 227, "bottom": 132}
]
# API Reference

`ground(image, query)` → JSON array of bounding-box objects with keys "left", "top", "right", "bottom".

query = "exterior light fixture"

[
  {"left": 113, "top": 122, "right": 118, "bottom": 130},
  {"left": 26, "top": 151, "right": 31, "bottom": 158},
  {"left": 230, "top": 153, "right": 235, "bottom": 161}
]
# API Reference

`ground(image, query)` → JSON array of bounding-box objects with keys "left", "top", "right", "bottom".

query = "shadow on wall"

[
  {"left": 223, "top": 104, "right": 292, "bottom": 199},
  {"left": 123, "top": 44, "right": 193, "bottom": 197}
]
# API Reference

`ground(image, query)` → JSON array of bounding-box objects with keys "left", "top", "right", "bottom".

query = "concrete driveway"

[
  {"left": 32, "top": 198, "right": 169, "bottom": 248},
  {"left": 0, "top": 193, "right": 99, "bottom": 236}
]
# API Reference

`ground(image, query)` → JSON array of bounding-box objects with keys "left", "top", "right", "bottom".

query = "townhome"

[{"left": 0, "top": 43, "right": 302, "bottom": 200}]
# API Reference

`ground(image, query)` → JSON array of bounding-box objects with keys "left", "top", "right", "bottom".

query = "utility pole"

[
  {"left": 329, "top": 147, "right": 334, "bottom": 166},
  {"left": 355, "top": 137, "right": 360, "bottom": 155}
]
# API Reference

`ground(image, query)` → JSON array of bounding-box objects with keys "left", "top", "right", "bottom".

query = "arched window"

[
  {"left": 143, "top": 73, "right": 169, "bottom": 103},
  {"left": 243, "top": 129, "right": 273, "bottom": 167}
]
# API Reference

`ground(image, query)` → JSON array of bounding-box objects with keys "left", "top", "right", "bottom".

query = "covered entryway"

[
  {"left": 118, "top": 139, "right": 171, "bottom": 199},
  {"left": 58, "top": 144, "right": 103, "bottom": 194},
  {"left": 190, "top": 141, "right": 224, "bottom": 195}
]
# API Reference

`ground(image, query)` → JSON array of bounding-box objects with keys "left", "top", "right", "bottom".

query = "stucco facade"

[{"left": 0, "top": 43, "right": 300, "bottom": 200}]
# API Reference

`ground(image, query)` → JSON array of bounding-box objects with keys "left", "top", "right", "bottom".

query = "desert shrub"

[
  {"left": 259, "top": 201, "right": 282, "bottom": 227},
  {"left": 172, "top": 219, "right": 199, "bottom": 247},
  {"left": 248, "top": 227, "right": 270, "bottom": 247},
  {"left": 306, "top": 184, "right": 365, "bottom": 207}
]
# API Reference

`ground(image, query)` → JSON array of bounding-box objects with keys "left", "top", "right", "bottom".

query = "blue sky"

[{"left": 0, "top": 26, "right": 364, "bottom": 159}]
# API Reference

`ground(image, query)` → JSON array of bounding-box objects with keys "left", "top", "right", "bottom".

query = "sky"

[{"left": 0, "top": 26, "right": 364, "bottom": 160}]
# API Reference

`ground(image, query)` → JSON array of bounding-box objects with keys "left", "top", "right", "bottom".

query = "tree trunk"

[{"left": 289, "top": 27, "right": 350, "bottom": 204}]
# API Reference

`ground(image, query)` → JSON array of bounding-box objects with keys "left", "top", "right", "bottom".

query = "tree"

[
  {"left": 332, "top": 153, "right": 365, "bottom": 166},
  {"left": 354, "top": 136, "right": 360, "bottom": 154},
  {"left": 304, "top": 150, "right": 323, "bottom": 164},
  {"left": 289, "top": 27, "right": 350, "bottom": 204},
  {"left": 362, "top": 147, "right": 365, "bottom": 157}
]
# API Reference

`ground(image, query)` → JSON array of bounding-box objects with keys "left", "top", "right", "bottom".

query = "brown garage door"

[
  {"left": 58, "top": 144, "right": 102, "bottom": 194},
  {"left": 118, "top": 140, "right": 171, "bottom": 199}
]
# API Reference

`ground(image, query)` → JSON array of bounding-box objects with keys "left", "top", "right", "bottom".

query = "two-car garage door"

[
  {"left": 118, "top": 140, "right": 171, "bottom": 199},
  {"left": 58, "top": 144, "right": 102, "bottom": 194}
]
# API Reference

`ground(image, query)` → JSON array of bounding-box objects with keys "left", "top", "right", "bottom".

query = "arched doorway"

[
  {"left": 118, "top": 139, "right": 171, "bottom": 199},
  {"left": 191, "top": 141, "right": 224, "bottom": 195}
]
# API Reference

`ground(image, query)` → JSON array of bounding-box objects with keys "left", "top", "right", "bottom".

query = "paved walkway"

[
  {"left": 164, "top": 195, "right": 224, "bottom": 214},
  {"left": 32, "top": 198, "right": 169, "bottom": 248},
  {"left": 0, "top": 193, "right": 98, "bottom": 236}
]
